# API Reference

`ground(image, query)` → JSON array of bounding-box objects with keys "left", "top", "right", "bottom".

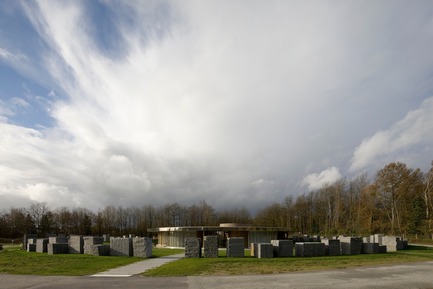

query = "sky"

[{"left": 1, "top": 0, "right": 433, "bottom": 212}]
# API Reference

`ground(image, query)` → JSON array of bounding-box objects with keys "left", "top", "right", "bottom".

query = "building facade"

[{"left": 148, "top": 223, "right": 288, "bottom": 248}]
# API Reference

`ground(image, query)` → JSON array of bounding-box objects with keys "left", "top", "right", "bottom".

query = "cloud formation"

[
  {"left": 350, "top": 97, "right": 433, "bottom": 172},
  {"left": 302, "top": 167, "right": 342, "bottom": 191},
  {"left": 1, "top": 1, "right": 433, "bottom": 211}
]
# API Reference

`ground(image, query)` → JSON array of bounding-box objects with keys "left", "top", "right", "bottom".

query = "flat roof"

[{"left": 148, "top": 225, "right": 287, "bottom": 233}]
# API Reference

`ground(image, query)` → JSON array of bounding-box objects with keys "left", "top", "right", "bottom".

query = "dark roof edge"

[{"left": 148, "top": 226, "right": 287, "bottom": 232}]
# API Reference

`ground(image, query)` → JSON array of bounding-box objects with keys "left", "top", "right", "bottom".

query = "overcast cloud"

[{"left": 1, "top": 0, "right": 433, "bottom": 211}]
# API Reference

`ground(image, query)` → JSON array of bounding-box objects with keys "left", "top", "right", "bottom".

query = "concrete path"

[{"left": 91, "top": 253, "right": 184, "bottom": 277}]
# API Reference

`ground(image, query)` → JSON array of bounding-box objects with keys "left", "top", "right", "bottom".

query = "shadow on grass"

[{"left": 407, "top": 245, "right": 433, "bottom": 251}]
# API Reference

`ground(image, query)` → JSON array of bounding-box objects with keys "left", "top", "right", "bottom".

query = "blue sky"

[{"left": 1, "top": 0, "right": 433, "bottom": 211}]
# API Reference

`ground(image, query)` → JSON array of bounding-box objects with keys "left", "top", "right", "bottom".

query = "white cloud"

[
  {"left": 350, "top": 96, "right": 433, "bottom": 172},
  {"left": 1, "top": 1, "right": 433, "bottom": 210},
  {"left": 0, "top": 47, "right": 25, "bottom": 61},
  {"left": 302, "top": 167, "right": 342, "bottom": 191}
]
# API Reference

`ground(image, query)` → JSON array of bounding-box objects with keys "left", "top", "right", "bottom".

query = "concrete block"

[
  {"left": 362, "top": 243, "right": 379, "bottom": 254},
  {"left": 257, "top": 243, "right": 273, "bottom": 258},
  {"left": 103, "top": 234, "right": 110, "bottom": 242},
  {"left": 36, "top": 238, "right": 48, "bottom": 253},
  {"left": 339, "top": 236, "right": 362, "bottom": 255},
  {"left": 271, "top": 240, "right": 293, "bottom": 257},
  {"left": 48, "top": 243, "right": 69, "bottom": 254},
  {"left": 27, "top": 243, "right": 36, "bottom": 252},
  {"left": 295, "top": 242, "right": 326, "bottom": 257},
  {"left": 382, "top": 236, "right": 402, "bottom": 252},
  {"left": 321, "top": 239, "right": 340, "bottom": 256},
  {"left": 110, "top": 237, "right": 133, "bottom": 256},
  {"left": 49, "top": 236, "right": 68, "bottom": 244},
  {"left": 68, "top": 235, "right": 84, "bottom": 254},
  {"left": 83, "top": 236, "right": 103, "bottom": 246},
  {"left": 203, "top": 236, "right": 218, "bottom": 258},
  {"left": 84, "top": 236, "right": 104, "bottom": 255},
  {"left": 88, "top": 244, "right": 110, "bottom": 256},
  {"left": 226, "top": 237, "right": 244, "bottom": 257},
  {"left": 373, "top": 234, "right": 383, "bottom": 245},
  {"left": 250, "top": 243, "right": 258, "bottom": 257},
  {"left": 23, "top": 234, "right": 37, "bottom": 250},
  {"left": 133, "top": 237, "right": 153, "bottom": 258},
  {"left": 185, "top": 238, "right": 201, "bottom": 258}
]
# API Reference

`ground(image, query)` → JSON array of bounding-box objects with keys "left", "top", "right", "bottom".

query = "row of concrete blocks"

[
  {"left": 185, "top": 236, "right": 245, "bottom": 258},
  {"left": 251, "top": 240, "right": 294, "bottom": 258},
  {"left": 185, "top": 236, "right": 219, "bottom": 258},
  {"left": 363, "top": 234, "right": 408, "bottom": 252},
  {"left": 26, "top": 236, "right": 152, "bottom": 257},
  {"left": 251, "top": 238, "right": 389, "bottom": 258}
]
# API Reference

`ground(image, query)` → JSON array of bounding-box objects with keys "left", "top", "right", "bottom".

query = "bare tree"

[{"left": 27, "top": 202, "right": 49, "bottom": 231}]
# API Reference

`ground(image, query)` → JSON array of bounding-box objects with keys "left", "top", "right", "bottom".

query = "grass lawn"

[
  {"left": 143, "top": 245, "right": 433, "bottom": 276},
  {"left": 3, "top": 245, "right": 433, "bottom": 277},
  {"left": 0, "top": 246, "right": 184, "bottom": 276}
]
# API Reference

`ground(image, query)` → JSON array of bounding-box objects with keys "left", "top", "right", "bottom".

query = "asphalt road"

[{"left": 2, "top": 261, "right": 433, "bottom": 289}]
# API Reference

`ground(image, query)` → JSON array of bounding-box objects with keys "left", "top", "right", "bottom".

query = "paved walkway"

[{"left": 91, "top": 253, "right": 184, "bottom": 277}]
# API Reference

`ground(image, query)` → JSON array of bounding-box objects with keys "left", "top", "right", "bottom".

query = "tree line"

[{"left": 1, "top": 161, "right": 432, "bottom": 239}]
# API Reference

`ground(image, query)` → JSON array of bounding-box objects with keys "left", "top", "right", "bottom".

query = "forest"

[{"left": 1, "top": 161, "right": 432, "bottom": 240}]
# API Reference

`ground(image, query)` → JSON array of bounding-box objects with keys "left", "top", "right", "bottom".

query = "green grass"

[
  {"left": 143, "top": 245, "right": 433, "bottom": 276},
  {"left": 0, "top": 246, "right": 184, "bottom": 276},
  {"left": 151, "top": 248, "right": 184, "bottom": 258},
  {"left": 3, "top": 245, "right": 433, "bottom": 277}
]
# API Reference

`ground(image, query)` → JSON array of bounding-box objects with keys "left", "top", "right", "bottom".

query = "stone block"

[
  {"left": 379, "top": 245, "right": 387, "bottom": 253},
  {"left": 133, "top": 237, "right": 153, "bottom": 258},
  {"left": 49, "top": 236, "right": 68, "bottom": 244},
  {"left": 84, "top": 236, "right": 104, "bottom": 255},
  {"left": 257, "top": 243, "right": 273, "bottom": 258},
  {"left": 48, "top": 243, "right": 69, "bottom": 254},
  {"left": 185, "top": 238, "right": 201, "bottom": 258},
  {"left": 36, "top": 238, "right": 48, "bottom": 253},
  {"left": 339, "top": 236, "right": 362, "bottom": 255},
  {"left": 382, "top": 236, "right": 403, "bottom": 252},
  {"left": 295, "top": 242, "right": 326, "bottom": 257},
  {"left": 27, "top": 243, "right": 36, "bottom": 252},
  {"left": 83, "top": 236, "right": 103, "bottom": 246},
  {"left": 373, "top": 234, "right": 383, "bottom": 245},
  {"left": 251, "top": 243, "right": 258, "bottom": 257},
  {"left": 88, "top": 244, "right": 110, "bottom": 256},
  {"left": 271, "top": 240, "right": 293, "bottom": 257},
  {"left": 23, "top": 234, "right": 37, "bottom": 250},
  {"left": 321, "top": 239, "right": 340, "bottom": 256},
  {"left": 28, "top": 238, "right": 37, "bottom": 244},
  {"left": 68, "top": 235, "right": 84, "bottom": 254},
  {"left": 362, "top": 243, "right": 379, "bottom": 254},
  {"left": 226, "top": 237, "right": 244, "bottom": 257},
  {"left": 203, "top": 235, "right": 218, "bottom": 258},
  {"left": 110, "top": 237, "right": 133, "bottom": 256},
  {"left": 103, "top": 234, "right": 110, "bottom": 242}
]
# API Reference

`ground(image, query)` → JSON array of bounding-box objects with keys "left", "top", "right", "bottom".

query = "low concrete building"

[{"left": 149, "top": 223, "right": 287, "bottom": 248}]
